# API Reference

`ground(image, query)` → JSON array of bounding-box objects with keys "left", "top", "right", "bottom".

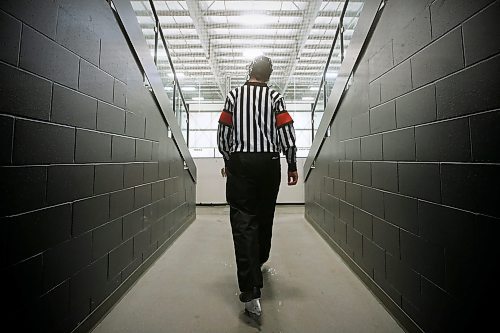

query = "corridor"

[
  {"left": 2, "top": 0, "right": 498, "bottom": 332},
  {"left": 92, "top": 206, "right": 403, "bottom": 333}
]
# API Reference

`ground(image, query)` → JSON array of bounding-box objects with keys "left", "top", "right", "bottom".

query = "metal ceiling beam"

[
  {"left": 165, "top": 76, "right": 326, "bottom": 82},
  {"left": 161, "top": 43, "right": 337, "bottom": 50},
  {"left": 143, "top": 33, "right": 352, "bottom": 41},
  {"left": 134, "top": 9, "right": 362, "bottom": 17},
  {"left": 165, "top": 50, "right": 206, "bottom": 56},
  {"left": 168, "top": 75, "right": 323, "bottom": 79},
  {"left": 280, "top": 0, "right": 323, "bottom": 93},
  {"left": 156, "top": 59, "right": 340, "bottom": 66},
  {"left": 184, "top": 0, "right": 226, "bottom": 96},
  {"left": 160, "top": 70, "right": 290, "bottom": 75},
  {"left": 139, "top": 22, "right": 345, "bottom": 30},
  {"left": 212, "top": 51, "right": 334, "bottom": 57},
  {"left": 157, "top": 67, "right": 338, "bottom": 72}
]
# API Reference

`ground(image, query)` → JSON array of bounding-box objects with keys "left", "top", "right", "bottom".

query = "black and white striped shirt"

[{"left": 217, "top": 81, "right": 297, "bottom": 171}]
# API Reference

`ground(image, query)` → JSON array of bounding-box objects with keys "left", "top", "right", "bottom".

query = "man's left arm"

[
  {"left": 278, "top": 123, "right": 298, "bottom": 185},
  {"left": 275, "top": 96, "right": 298, "bottom": 185}
]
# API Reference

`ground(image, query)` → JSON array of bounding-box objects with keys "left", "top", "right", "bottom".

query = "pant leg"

[
  {"left": 226, "top": 155, "right": 261, "bottom": 292},
  {"left": 257, "top": 157, "right": 281, "bottom": 265}
]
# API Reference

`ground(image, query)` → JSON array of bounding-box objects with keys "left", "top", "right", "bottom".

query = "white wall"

[{"left": 195, "top": 158, "right": 305, "bottom": 204}]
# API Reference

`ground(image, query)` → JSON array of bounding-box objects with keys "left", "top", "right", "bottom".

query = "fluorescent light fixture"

[
  {"left": 192, "top": 97, "right": 204, "bottom": 101},
  {"left": 325, "top": 72, "right": 338, "bottom": 79},
  {"left": 239, "top": 14, "right": 275, "bottom": 25},
  {"left": 164, "top": 86, "right": 173, "bottom": 91},
  {"left": 302, "top": 97, "right": 314, "bottom": 101},
  {"left": 309, "top": 87, "right": 320, "bottom": 91},
  {"left": 168, "top": 72, "right": 185, "bottom": 78},
  {"left": 243, "top": 49, "right": 264, "bottom": 60},
  {"left": 182, "top": 86, "right": 196, "bottom": 91}
]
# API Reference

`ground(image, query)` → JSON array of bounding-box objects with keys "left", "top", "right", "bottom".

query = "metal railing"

[
  {"left": 148, "top": 0, "right": 190, "bottom": 147},
  {"left": 110, "top": 0, "right": 196, "bottom": 181},
  {"left": 304, "top": 0, "right": 386, "bottom": 180},
  {"left": 310, "top": 0, "right": 354, "bottom": 142}
]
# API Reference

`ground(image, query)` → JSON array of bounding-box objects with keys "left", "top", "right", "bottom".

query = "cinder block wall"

[
  {"left": 0, "top": 0, "right": 196, "bottom": 331},
  {"left": 305, "top": 0, "right": 499, "bottom": 332}
]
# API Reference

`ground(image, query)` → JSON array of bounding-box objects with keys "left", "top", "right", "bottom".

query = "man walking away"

[{"left": 217, "top": 55, "right": 298, "bottom": 317}]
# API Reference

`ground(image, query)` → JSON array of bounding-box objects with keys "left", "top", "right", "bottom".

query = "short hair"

[{"left": 248, "top": 56, "right": 273, "bottom": 82}]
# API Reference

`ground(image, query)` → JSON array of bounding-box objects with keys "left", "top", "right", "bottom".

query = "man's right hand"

[{"left": 288, "top": 171, "right": 298, "bottom": 185}]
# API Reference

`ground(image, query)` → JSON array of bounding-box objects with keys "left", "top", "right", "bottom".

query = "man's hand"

[
  {"left": 221, "top": 167, "right": 227, "bottom": 178},
  {"left": 288, "top": 171, "right": 298, "bottom": 185}
]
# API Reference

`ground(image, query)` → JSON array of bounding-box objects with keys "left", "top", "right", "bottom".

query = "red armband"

[
  {"left": 276, "top": 111, "right": 293, "bottom": 128},
  {"left": 219, "top": 110, "right": 233, "bottom": 127}
]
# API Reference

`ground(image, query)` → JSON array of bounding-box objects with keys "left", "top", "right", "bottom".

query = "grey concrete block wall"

[
  {"left": 305, "top": 0, "right": 499, "bottom": 332},
  {"left": 0, "top": 1, "right": 196, "bottom": 332}
]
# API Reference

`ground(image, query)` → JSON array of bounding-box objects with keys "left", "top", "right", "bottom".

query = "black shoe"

[{"left": 239, "top": 287, "right": 261, "bottom": 303}]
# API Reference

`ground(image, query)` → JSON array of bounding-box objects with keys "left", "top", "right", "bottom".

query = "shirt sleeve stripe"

[
  {"left": 219, "top": 110, "right": 233, "bottom": 127},
  {"left": 276, "top": 111, "right": 293, "bottom": 128}
]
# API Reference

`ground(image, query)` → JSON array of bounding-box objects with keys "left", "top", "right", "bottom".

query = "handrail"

[
  {"left": 148, "top": 0, "right": 190, "bottom": 147},
  {"left": 310, "top": 1, "right": 350, "bottom": 123},
  {"left": 304, "top": 0, "right": 385, "bottom": 181},
  {"left": 148, "top": 0, "right": 189, "bottom": 115},
  {"left": 111, "top": 0, "right": 196, "bottom": 181}
]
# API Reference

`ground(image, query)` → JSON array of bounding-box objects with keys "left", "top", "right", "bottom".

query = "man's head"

[{"left": 248, "top": 56, "right": 273, "bottom": 82}]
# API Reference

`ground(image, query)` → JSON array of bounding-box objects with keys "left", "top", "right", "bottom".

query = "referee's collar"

[{"left": 244, "top": 81, "right": 268, "bottom": 87}]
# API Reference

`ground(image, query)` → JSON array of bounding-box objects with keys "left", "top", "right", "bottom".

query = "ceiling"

[{"left": 131, "top": 1, "right": 365, "bottom": 104}]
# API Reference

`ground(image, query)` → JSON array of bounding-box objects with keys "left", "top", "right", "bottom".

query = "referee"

[{"left": 217, "top": 55, "right": 298, "bottom": 316}]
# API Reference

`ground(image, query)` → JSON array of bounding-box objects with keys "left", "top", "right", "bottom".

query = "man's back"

[
  {"left": 224, "top": 81, "right": 288, "bottom": 153},
  {"left": 218, "top": 81, "right": 297, "bottom": 172}
]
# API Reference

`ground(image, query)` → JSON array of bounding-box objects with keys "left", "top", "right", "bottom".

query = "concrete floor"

[{"left": 92, "top": 206, "right": 404, "bottom": 333}]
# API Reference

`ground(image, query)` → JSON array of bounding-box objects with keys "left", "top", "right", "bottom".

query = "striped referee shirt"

[{"left": 217, "top": 81, "right": 297, "bottom": 172}]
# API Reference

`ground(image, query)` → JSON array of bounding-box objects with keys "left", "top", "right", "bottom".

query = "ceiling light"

[
  {"left": 309, "top": 87, "right": 320, "bottom": 91},
  {"left": 182, "top": 86, "right": 196, "bottom": 91},
  {"left": 239, "top": 14, "right": 275, "bottom": 26},
  {"left": 164, "top": 86, "right": 173, "bottom": 91},
  {"left": 192, "top": 97, "right": 204, "bottom": 101},
  {"left": 242, "top": 49, "right": 264, "bottom": 60},
  {"left": 302, "top": 97, "right": 314, "bottom": 101},
  {"left": 168, "top": 72, "right": 185, "bottom": 78}
]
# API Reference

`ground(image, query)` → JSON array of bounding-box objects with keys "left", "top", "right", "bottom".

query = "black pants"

[{"left": 226, "top": 152, "right": 281, "bottom": 292}]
